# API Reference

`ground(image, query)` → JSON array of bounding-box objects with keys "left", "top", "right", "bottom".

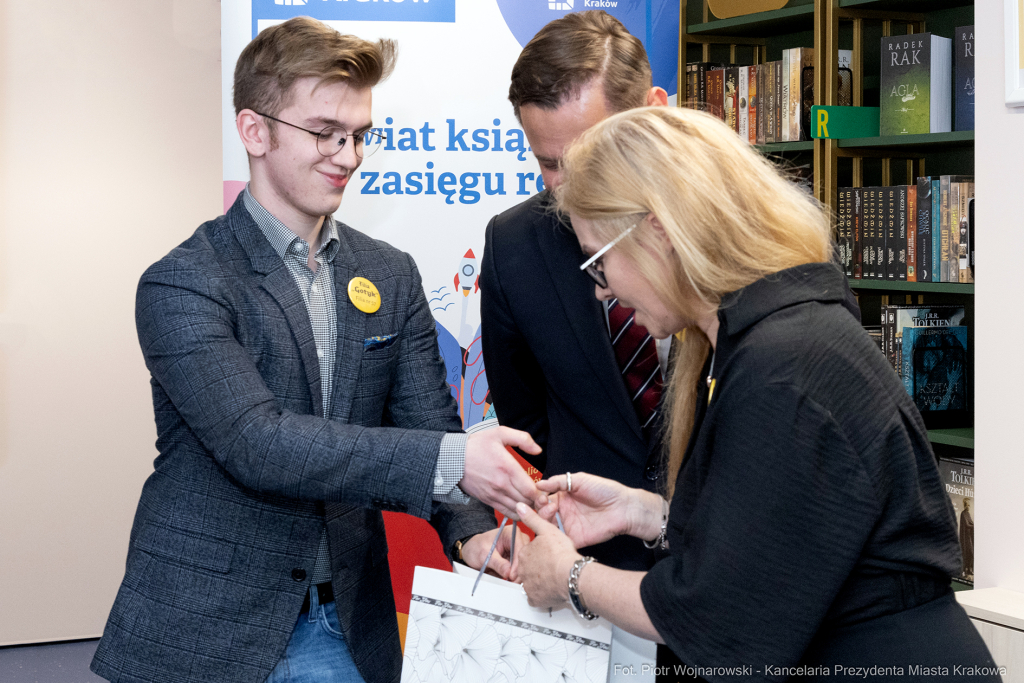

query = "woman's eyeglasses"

[{"left": 578, "top": 223, "right": 636, "bottom": 288}]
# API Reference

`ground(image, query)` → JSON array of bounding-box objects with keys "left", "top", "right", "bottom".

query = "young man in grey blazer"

[{"left": 92, "top": 17, "right": 541, "bottom": 683}]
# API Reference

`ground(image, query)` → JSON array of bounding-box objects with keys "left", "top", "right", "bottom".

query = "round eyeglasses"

[{"left": 255, "top": 112, "right": 386, "bottom": 158}]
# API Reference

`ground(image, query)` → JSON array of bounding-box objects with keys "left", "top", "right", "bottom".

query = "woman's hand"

[
  {"left": 515, "top": 503, "right": 581, "bottom": 609},
  {"left": 536, "top": 472, "right": 658, "bottom": 549}
]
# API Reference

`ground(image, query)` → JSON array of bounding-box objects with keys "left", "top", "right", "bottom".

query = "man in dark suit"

[
  {"left": 480, "top": 11, "right": 668, "bottom": 573},
  {"left": 92, "top": 18, "right": 541, "bottom": 683}
]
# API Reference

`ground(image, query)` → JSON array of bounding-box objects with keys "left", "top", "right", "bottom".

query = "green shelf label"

[{"left": 810, "top": 106, "right": 880, "bottom": 139}]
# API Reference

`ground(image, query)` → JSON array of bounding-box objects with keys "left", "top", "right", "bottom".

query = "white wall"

[
  {"left": 0, "top": 0, "right": 221, "bottom": 644},
  {"left": 974, "top": 1, "right": 1024, "bottom": 591}
]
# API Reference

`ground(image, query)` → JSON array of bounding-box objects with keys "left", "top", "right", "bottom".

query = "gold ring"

[{"left": 566, "top": 471, "right": 572, "bottom": 493}]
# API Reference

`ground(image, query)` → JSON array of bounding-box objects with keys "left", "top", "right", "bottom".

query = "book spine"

[
  {"left": 757, "top": 63, "right": 765, "bottom": 144},
  {"left": 853, "top": 187, "right": 863, "bottom": 278},
  {"left": 881, "top": 304, "right": 889, "bottom": 367},
  {"left": 885, "top": 186, "right": 896, "bottom": 280},
  {"left": 781, "top": 50, "right": 791, "bottom": 142},
  {"left": 949, "top": 181, "right": 961, "bottom": 283},
  {"left": 697, "top": 63, "right": 708, "bottom": 109},
  {"left": 789, "top": 48, "right": 801, "bottom": 142},
  {"left": 901, "top": 326, "right": 914, "bottom": 397},
  {"left": 800, "top": 48, "right": 815, "bottom": 141},
  {"left": 930, "top": 35, "right": 952, "bottom": 133},
  {"left": 959, "top": 182, "right": 975, "bottom": 282},
  {"left": 709, "top": 69, "right": 725, "bottom": 121},
  {"left": 887, "top": 306, "right": 898, "bottom": 370},
  {"left": 774, "top": 60, "right": 783, "bottom": 143},
  {"left": 842, "top": 188, "right": 853, "bottom": 276},
  {"left": 739, "top": 66, "right": 749, "bottom": 139},
  {"left": 866, "top": 187, "right": 878, "bottom": 279},
  {"left": 897, "top": 185, "right": 908, "bottom": 280},
  {"left": 725, "top": 67, "right": 739, "bottom": 133},
  {"left": 873, "top": 188, "right": 885, "bottom": 279},
  {"left": 749, "top": 64, "right": 758, "bottom": 144},
  {"left": 907, "top": 184, "right": 917, "bottom": 281},
  {"left": 916, "top": 176, "right": 931, "bottom": 282},
  {"left": 931, "top": 179, "right": 941, "bottom": 281},
  {"left": 955, "top": 26, "right": 975, "bottom": 131},
  {"left": 940, "top": 175, "right": 951, "bottom": 281}
]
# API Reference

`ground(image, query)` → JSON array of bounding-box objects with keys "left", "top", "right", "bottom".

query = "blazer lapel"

[
  {"left": 533, "top": 206, "right": 644, "bottom": 441},
  {"left": 328, "top": 226, "right": 365, "bottom": 424},
  {"left": 227, "top": 198, "right": 324, "bottom": 416}
]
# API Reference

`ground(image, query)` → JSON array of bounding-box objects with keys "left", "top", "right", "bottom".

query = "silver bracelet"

[
  {"left": 567, "top": 556, "right": 598, "bottom": 620},
  {"left": 642, "top": 497, "right": 669, "bottom": 550}
]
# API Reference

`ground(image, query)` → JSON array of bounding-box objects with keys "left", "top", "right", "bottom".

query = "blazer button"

[
  {"left": 644, "top": 465, "right": 660, "bottom": 481},
  {"left": 291, "top": 568, "right": 307, "bottom": 582}
]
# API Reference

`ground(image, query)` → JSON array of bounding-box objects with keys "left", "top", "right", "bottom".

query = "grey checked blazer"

[{"left": 91, "top": 194, "right": 496, "bottom": 683}]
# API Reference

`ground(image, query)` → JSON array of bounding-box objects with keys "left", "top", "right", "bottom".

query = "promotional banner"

[{"left": 222, "top": 0, "right": 677, "bottom": 640}]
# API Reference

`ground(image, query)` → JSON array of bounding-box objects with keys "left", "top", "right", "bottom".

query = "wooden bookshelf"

[
  {"left": 928, "top": 428, "right": 974, "bottom": 449},
  {"left": 838, "top": 131, "right": 975, "bottom": 150},
  {"left": 687, "top": 4, "right": 816, "bottom": 37},
  {"left": 756, "top": 141, "right": 815, "bottom": 152},
  {"left": 847, "top": 280, "right": 974, "bottom": 294}
]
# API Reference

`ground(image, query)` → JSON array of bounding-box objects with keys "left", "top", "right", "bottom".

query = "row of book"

[
  {"left": 836, "top": 176, "right": 974, "bottom": 284},
  {"left": 684, "top": 49, "right": 842, "bottom": 144},
  {"left": 684, "top": 26, "right": 974, "bottom": 144},
  {"left": 866, "top": 309, "right": 972, "bottom": 582},
  {"left": 880, "top": 26, "right": 974, "bottom": 135}
]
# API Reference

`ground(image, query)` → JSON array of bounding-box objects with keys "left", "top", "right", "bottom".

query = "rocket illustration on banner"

[{"left": 454, "top": 249, "right": 480, "bottom": 297}]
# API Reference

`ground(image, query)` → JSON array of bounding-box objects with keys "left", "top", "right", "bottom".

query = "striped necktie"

[{"left": 608, "top": 298, "right": 663, "bottom": 433}]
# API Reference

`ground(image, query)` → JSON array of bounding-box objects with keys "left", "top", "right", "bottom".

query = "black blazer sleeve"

[{"left": 479, "top": 215, "right": 549, "bottom": 470}]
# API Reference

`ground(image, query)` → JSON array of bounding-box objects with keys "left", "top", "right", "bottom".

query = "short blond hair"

[
  {"left": 556, "top": 106, "right": 833, "bottom": 496},
  {"left": 233, "top": 16, "right": 396, "bottom": 118}
]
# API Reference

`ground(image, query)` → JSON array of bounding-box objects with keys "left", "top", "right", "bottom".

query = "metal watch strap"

[
  {"left": 642, "top": 497, "right": 669, "bottom": 550},
  {"left": 568, "top": 556, "right": 598, "bottom": 621}
]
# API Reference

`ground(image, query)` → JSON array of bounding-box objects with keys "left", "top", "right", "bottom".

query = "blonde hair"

[
  {"left": 555, "top": 106, "right": 833, "bottom": 497},
  {"left": 234, "top": 17, "right": 396, "bottom": 132}
]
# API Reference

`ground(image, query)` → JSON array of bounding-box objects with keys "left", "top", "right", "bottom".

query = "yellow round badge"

[{"left": 347, "top": 277, "right": 381, "bottom": 314}]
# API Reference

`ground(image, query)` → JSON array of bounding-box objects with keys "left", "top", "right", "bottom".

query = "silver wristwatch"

[{"left": 567, "top": 556, "right": 598, "bottom": 620}]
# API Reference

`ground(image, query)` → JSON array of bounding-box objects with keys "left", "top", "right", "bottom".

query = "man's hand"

[
  {"left": 458, "top": 523, "right": 528, "bottom": 581},
  {"left": 460, "top": 426, "right": 544, "bottom": 518}
]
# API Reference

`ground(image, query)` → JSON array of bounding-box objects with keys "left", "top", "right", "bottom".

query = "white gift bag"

[{"left": 401, "top": 564, "right": 657, "bottom": 683}]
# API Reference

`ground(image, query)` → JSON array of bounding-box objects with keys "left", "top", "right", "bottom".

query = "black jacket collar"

[{"left": 719, "top": 263, "right": 859, "bottom": 338}]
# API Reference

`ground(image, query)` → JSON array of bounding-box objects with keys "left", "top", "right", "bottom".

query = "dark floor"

[{"left": 0, "top": 639, "right": 104, "bottom": 683}]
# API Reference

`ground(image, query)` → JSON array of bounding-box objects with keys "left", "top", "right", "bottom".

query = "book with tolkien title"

[
  {"left": 938, "top": 456, "right": 975, "bottom": 586},
  {"left": 880, "top": 33, "right": 952, "bottom": 135},
  {"left": 954, "top": 26, "right": 975, "bottom": 131},
  {"left": 902, "top": 325, "right": 969, "bottom": 426}
]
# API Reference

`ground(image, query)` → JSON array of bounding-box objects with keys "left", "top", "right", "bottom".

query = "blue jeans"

[{"left": 265, "top": 587, "right": 366, "bottom": 683}]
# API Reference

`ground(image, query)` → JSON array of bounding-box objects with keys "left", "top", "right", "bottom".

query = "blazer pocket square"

[{"left": 364, "top": 334, "right": 398, "bottom": 351}]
